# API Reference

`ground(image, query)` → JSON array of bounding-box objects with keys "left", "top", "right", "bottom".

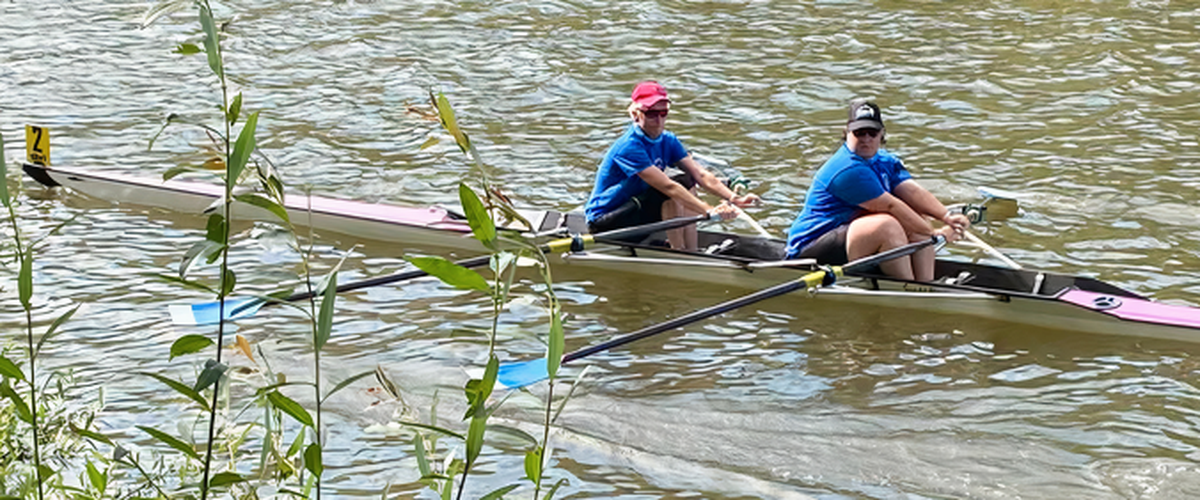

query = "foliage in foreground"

[{"left": 1, "top": 1, "right": 582, "bottom": 499}]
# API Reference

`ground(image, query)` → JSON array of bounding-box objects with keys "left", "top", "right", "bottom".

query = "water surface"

[{"left": 3, "top": 0, "right": 1200, "bottom": 498}]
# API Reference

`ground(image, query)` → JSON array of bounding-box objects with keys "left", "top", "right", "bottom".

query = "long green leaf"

[
  {"left": 0, "top": 357, "right": 25, "bottom": 382},
  {"left": 458, "top": 183, "right": 496, "bottom": 247},
  {"left": 18, "top": 252, "right": 32, "bottom": 309},
  {"left": 169, "top": 334, "right": 213, "bottom": 360},
  {"left": 465, "top": 414, "right": 487, "bottom": 467},
  {"left": 198, "top": 3, "right": 223, "bottom": 79},
  {"left": 321, "top": 369, "right": 374, "bottom": 404},
  {"left": 35, "top": 304, "right": 80, "bottom": 359},
  {"left": 393, "top": 421, "right": 464, "bottom": 440},
  {"left": 137, "top": 426, "right": 200, "bottom": 460},
  {"left": 0, "top": 132, "right": 8, "bottom": 208},
  {"left": 315, "top": 270, "right": 337, "bottom": 351},
  {"left": 0, "top": 383, "right": 31, "bottom": 423},
  {"left": 227, "top": 111, "right": 259, "bottom": 185},
  {"left": 480, "top": 485, "right": 519, "bottom": 500},
  {"left": 194, "top": 359, "right": 227, "bottom": 393},
  {"left": 552, "top": 365, "right": 590, "bottom": 425},
  {"left": 205, "top": 213, "right": 227, "bottom": 244},
  {"left": 544, "top": 477, "right": 568, "bottom": 500},
  {"left": 154, "top": 272, "right": 219, "bottom": 295},
  {"left": 433, "top": 91, "right": 470, "bottom": 154},
  {"left": 174, "top": 43, "right": 202, "bottom": 55},
  {"left": 221, "top": 268, "right": 237, "bottom": 296},
  {"left": 407, "top": 256, "right": 490, "bottom": 293},
  {"left": 252, "top": 380, "right": 313, "bottom": 398},
  {"left": 162, "top": 165, "right": 195, "bottom": 181},
  {"left": 140, "top": 0, "right": 190, "bottom": 29},
  {"left": 227, "top": 92, "right": 243, "bottom": 125},
  {"left": 85, "top": 460, "right": 107, "bottom": 494},
  {"left": 414, "top": 434, "right": 431, "bottom": 477},
  {"left": 179, "top": 239, "right": 225, "bottom": 278},
  {"left": 209, "top": 472, "right": 246, "bottom": 488},
  {"left": 481, "top": 355, "right": 498, "bottom": 409},
  {"left": 463, "top": 355, "right": 498, "bottom": 420},
  {"left": 268, "top": 391, "right": 314, "bottom": 427},
  {"left": 36, "top": 465, "right": 54, "bottom": 486},
  {"left": 524, "top": 447, "right": 542, "bottom": 482},
  {"left": 234, "top": 192, "right": 290, "bottom": 225},
  {"left": 547, "top": 304, "right": 564, "bottom": 380},
  {"left": 304, "top": 443, "right": 323, "bottom": 476},
  {"left": 69, "top": 422, "right": 112, "bottom": 445},
  {"left": 138, "top": 371, "right": 208, "bottom": 409}
]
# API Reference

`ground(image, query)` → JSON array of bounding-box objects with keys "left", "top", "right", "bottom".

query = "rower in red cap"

[{"left": 584, "top": 81, "right": 760, "bottom": 250}]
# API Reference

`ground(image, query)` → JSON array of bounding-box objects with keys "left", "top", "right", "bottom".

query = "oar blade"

[
  {"left": 496, "top": 358, "right": 551, "bottom": 390},
  {"left": 169, "top": 296, "right": 265, "bottom": 325},
  {"left": 978, "top": 186, "right": 1021, "bottom": 220}
]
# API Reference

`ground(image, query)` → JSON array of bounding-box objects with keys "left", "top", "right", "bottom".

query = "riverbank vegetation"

[{"left": 0, "top": 1, "right": 577, "bottom": 498}]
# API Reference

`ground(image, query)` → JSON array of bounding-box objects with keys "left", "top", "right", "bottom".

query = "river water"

[{"left": 3, "top": 0, "right": 1200, "bottom": 498}]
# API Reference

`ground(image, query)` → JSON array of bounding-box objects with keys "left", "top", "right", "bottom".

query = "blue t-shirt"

[
  {"left": 785, "top": 144, "right": 913, "bottom": 257},
  {"left": 585, "top": 124, "right": 689, "bottom": 222}
]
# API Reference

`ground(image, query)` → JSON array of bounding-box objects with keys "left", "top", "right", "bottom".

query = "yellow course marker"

[{"left": 25, "top": 125, "right": 50, "bottom": 166}]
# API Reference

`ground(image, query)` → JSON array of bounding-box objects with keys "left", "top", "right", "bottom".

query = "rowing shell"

[{"left": 22, "top": 163, "right": 1200, "bottom": 342}]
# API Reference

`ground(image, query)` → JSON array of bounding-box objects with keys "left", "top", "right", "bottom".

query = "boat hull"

[{"left": 22, "top": 163, "right": 1200, "bottom": 343}]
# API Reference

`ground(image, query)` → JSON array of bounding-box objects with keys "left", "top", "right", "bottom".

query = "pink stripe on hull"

[
  {"left": 289, "top": 194, "right": 467, "bottom": 230},
  {"left": 1060, "top": 289, "right": 1200, "bottom": 330},
  {"left": 153, "top": 175, "right": 467, "bottom": 231}
]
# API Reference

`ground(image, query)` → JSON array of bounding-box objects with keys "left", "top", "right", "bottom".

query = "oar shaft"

[
  {"left": 962, "top": 230, "right": 1022, "bottom": 269},
  {"left": 589, "top": 213, "right": 710, "bottom": 242},
  {"left": 563, "top": 278, "right": 812, "bottom": 363},
  {"left": 282, "top": 213, "right": 713, "bottom": 304},
  {"left": 560, "top": 235, "right": 941, "bottom": 365}
]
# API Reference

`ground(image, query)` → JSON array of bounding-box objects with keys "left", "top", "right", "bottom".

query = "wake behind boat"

[{"left": 22, "top": 163, "right": 1200, "bottom": 342}]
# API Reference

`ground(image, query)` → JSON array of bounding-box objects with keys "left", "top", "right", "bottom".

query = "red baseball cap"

[{"left": 631, "top": 81, "right": 670, "bottom": 109}]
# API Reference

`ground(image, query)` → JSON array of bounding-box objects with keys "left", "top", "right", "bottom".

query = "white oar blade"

[
  {"left": 169, "top": 296, "right": 265, "bottom": 325},
  {"left": 976, "top": 186, "right": 1022, "bottom": 221},
  {"left": 495, "top": 358, "right": 551, "bottom": 390}
]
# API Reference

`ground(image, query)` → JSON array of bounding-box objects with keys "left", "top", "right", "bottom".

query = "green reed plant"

[
  {"left": 9, "top": 4, "right": 583, "bottom": 498},
  {"left": 399, "top": 93, "right": 573, "bottom": 499},
  {"left": 134, "top": 2, "right": 384, "bottom": 498},
  {"left": 1, "top": 132, "right": 93, "bottom": 498}
]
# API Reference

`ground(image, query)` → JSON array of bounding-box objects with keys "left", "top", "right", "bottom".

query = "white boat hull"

[{"left": 23, "top": 163, "right": 1200, "bottom": 343}]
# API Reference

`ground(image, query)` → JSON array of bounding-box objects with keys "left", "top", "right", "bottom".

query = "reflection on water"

[{"left": 4, "top": 0, "right": 1200, "bottom": 497}]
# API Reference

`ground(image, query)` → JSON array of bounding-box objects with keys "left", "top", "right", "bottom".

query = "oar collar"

[{"left": 817, "top": 265, "right": 840, "bottom": 287}]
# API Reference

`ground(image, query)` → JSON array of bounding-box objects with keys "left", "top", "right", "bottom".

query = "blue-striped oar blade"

[
  {"left": 169, "top": 296, "right": 265, "bottom": 325},
  {"left": 495, "top": 358, "right": 551, "bottom": 390}
]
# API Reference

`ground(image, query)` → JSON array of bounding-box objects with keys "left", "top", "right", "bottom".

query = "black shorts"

[
  {"left": 796, "top": 224, "right": 849, "bottom": 264},
  {"left": 587, "top": 171, "right": 696, "bottom": 234}
]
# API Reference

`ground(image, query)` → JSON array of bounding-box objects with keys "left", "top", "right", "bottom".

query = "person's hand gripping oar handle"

[
  {"left": 495, "top": 234, "right": 945, "bottom": 389},
  {"left": 725, "top": 174, "right": 772, "bottom": 239},
  {"left": 170, "top": 212, "right": 718, "bottom": 325}
]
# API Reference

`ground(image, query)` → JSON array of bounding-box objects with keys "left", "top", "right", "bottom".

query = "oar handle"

[
  {"left": 588, "top": 212, "right": 712, "bottom": 243},
  {"left": 844, "top": 235, "right": 943, "bottom": 274}
]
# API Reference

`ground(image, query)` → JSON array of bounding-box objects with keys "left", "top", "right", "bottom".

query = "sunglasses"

[
  {"left": 641, "top": 109, "right": 669, "bottom": 119},
  {"left": 853, "top": 128, "right": 881, "bottom": 138}
]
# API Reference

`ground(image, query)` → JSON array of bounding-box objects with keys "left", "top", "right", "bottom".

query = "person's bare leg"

[
  {"left": 908, "top": 235, "right": 937, "bottom": 282},
  {"left": 663, "top": 195, "right": 700, "bottom": 251},
  {"left": 846, "top": 214, "right": 913, "bottom": 280},
  {"left": 662, "top": 199, "right": 686, "bottom": 249}
]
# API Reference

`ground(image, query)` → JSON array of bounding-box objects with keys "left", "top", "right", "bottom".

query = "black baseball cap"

[{"left": 847, "top": 100, "right": 884, "bottom": 131}]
